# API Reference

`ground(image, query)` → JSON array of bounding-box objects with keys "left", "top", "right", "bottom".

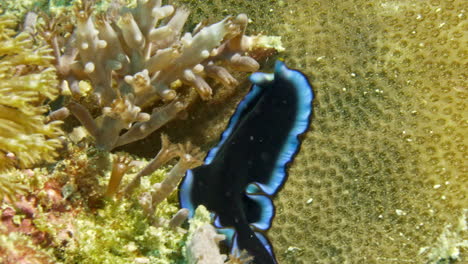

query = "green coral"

[
  {"left": 0, "top": 170, "right": 27, "bottom": 202},
  {"left": 0, "top": 0, "right": 49, "bottom": 19},
  {"left": 0, "top": 0, "right": 133, "bottom": 19}
]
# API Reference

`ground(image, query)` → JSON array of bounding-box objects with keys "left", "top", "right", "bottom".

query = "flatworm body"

[{"left": 179, "top": 61, "right": 314, "bottom": 263}]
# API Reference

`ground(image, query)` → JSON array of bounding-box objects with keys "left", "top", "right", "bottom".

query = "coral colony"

[
  {"left": 0, "top": 13, "right": 63, "bottom": 202},
  {"left": 0, "top": 0, "right": 285, "bottom": 263},
  {"left": 45, "top": 0, "right": 266, "bottom": 151}
]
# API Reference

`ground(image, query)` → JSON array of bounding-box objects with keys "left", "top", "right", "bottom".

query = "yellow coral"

[
  {"left": 269, "top": 1, "right": 467, "bottom": 263},
  {"left": 0, "top": 14, "right": 63, "bottom": 202},
  {"left": 0, "top": 14, "right": 62, "bottom": 171}
]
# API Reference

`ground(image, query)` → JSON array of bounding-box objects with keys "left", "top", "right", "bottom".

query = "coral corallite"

[{"left": 269, "top": 1, "right": 467, "bottom": 263}]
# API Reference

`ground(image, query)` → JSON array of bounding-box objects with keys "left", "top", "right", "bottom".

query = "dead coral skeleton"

[
  {"left": 186, "top": 223, "right": 227, "bottom": 264},
  {"left": 40, "top": 0, "right": 268, "bottom": 151}
]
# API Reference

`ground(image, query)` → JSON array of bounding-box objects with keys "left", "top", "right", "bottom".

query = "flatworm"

[{"left": 179, "top": 61, "right": 314, "bottom": 264}]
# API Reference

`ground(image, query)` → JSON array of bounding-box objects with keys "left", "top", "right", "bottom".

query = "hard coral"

[
  {"left": 44, "top": 0, "right": 270, "bottom": 151},
  {"left": 259, "top": 0, "right": 467, "bottom": 263}
]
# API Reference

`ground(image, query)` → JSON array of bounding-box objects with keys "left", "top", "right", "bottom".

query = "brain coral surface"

[
  {"left": 175, "top": 0, "right": 467, "bottom": 263},
  {"left": 270, "top": 1, "right": 467, "bottom": 263}
]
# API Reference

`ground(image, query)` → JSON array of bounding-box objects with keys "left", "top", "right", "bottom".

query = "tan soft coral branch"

[
  {"left": 132, "top": 135, "right": 203, "bottom": 226},
  {"left": 123, "top": 133, "right": 179, "bottom": 196},
  {"left": 39, "top": 1, "right": 280, "bottom": 151},
  {"left": 150, "top": 141, "right": 203, "bottom": 208},
  {"left": 105, "top": 154, "right": 134, "bottom": 198}
]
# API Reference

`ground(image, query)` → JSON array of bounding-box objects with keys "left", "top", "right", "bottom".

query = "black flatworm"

[{"left": 179, "top": 61, "right": 314, "bottom": 264}]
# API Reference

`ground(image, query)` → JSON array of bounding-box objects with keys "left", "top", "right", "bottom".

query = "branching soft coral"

[{"left": 40, "top": 0, "right": 280, "bottom": 150}]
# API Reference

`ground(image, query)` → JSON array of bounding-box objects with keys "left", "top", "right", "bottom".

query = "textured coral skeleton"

[{"left": 40, "top": 0, "right": 271, "bottom": 151}]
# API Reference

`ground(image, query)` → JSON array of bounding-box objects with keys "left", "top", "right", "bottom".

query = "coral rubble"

[
  {"left": 184, "top": 205, "right": 227, "bottom": 264},
  {"left": 1, "top": 143, "right": 204, "bottom": 264}
]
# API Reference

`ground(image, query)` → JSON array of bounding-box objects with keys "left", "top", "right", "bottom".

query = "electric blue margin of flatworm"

[{"left": 179, "top": 60, "right": 314, "bottom": 264}]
